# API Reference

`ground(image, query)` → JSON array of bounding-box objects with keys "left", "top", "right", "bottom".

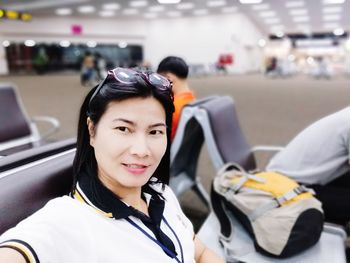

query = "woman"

[{"left": 0, "top": 68, "right": 224, "bottom": 262}]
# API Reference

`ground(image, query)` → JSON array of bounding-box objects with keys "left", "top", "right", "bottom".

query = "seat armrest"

[
  {"left": 251, "top": 145, "right": 284, "bottom": 153},
  {"left": 31, "top": 116, "right": 60, "bottom": 139},
  {"left": 250, "top": 145, "right": 284, "bottom": 171},
  {"left": 323, "top": 222, "right": 347, "bottom": 241}
]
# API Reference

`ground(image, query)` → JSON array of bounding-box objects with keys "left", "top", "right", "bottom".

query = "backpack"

[{"left": 211, "top": 162, "right": 324, "bottom": 260}]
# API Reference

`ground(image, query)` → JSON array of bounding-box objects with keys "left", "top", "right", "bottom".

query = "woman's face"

[{"left": 88, "top": 96, "right": 167, "bottom": 195}]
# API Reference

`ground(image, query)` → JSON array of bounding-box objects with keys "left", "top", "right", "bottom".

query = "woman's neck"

[{"left": 123, "top": 190, "right": 149, "bottom": 216}]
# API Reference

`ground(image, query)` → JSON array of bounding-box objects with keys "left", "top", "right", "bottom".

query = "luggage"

[{"left": 211, "top": 162, "right": 324, "bottom": 259}]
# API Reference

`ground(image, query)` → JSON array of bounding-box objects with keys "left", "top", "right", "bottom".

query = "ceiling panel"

[{"left": 0, "top": 0, "right": 349, "bottom": 36}]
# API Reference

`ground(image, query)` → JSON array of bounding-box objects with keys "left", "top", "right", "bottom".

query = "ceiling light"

[
  {"left": 288, "top": 54, "right": 296, "bottom": 61},
  {"left": 285, "top": 1, "right": 304, "bottom": 8},
  {"left": 296, "top": 23, "right": 310, "bottom": 29},
  {"left": 275, "top": 31, "right": 285, "bottom": 38},
  {"left": 99, "top": 10, "right": 115, "bottom": 17},
  {"left": 207, "top": 0, "right": 226, "bottom": 7},
  {"left": 251, "top": 4, "right": 269, "bottom": 10},
  {"left": 333, "top": 27, "right": 345, "bottom": 35},
  {"left": 289, "top": 9, "right": 307, "bottom": 16},
  {"left": 258, "top": 38, "right": 266, "bottom": 47},
  {"left": 123, "top": 8, "right": 139, "bottom": 15},
  {"left": 2, "top": 40, "right": 10, "bottom": 47},
  {"left": 24, "top": 40, "right": 35, "bottom": 47},
  {"left": 55, "top": 8, "right": 72, "bottom": 16},
  {"left": 323, "top": 0, "right": 346, "bottom": 4},
  {"left": 59, "top": 40, "right": 71, "bottom": 47},
  {"left": 270, "top": 25, "right": 285, "bottom": 33},
  {"left": 306, "top": 57, "right": 314, "bottom": 65},
  {"left": 301, "top": 28, "right": 311, "bottom": 35},
  {"left": 221, "top": 6, "right": 238, "bottom": 13},
  {"left": 323, "top": 22, "right": 340, "bottom": 29},
  {"left": 239, "top": 0, "right": 263, "bottom": 4},
  {"left": 118, "top": 42, "right": 128, "bottom": 48},
  {"left": 176, "top": 3, "right": 194, "bottom": 9},
  {"left": 323, "top": 14, "right": 341, "bottom": 20},
  {"left": 193, "top": 9, "right": 209, "bottom": 15},
  {"left": 167, "top": 11, "right": 182, "bottom": 17},
  {"left": 296, "top": 24, "right": 311, "bottom": 34},
  {"left": 292, "top": 16, "right": 310, "bottom": 22},
  {"left": 130, "top": 1, "right": 149, "bottom": 7},
  {"left": 144, "top": 13, "right": 158, "bottom": 18},
  {"left": 264, "top": 18, "right": 280, "bottom": 24},
  {"left": 86, "top": 41, "right": 97, "bottom": 48},
  {"left": 322, "top": 6, "right": 342, "bottom": 13},
  {"left": 259, "top": 11, "right": 276, "bottom": 17},
  {"left": 158, "top": 0, "right": 181, "bottom": 3},
  {"left": 77, "top": 5, "right": 95, "bottom": 13},
  {"left": 102, "top": 3, "right": 121, "bottom": 10},
  {"left": 149, "top": 5, "right": 165, "bottom": 12}
]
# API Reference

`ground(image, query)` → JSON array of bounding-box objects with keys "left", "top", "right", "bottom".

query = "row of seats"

[
  {"left": 0, "top": 83, "right": 60, "bottom": 156},
  {"left": 0, "top": 138, "right": 76, "bottom": 234}
]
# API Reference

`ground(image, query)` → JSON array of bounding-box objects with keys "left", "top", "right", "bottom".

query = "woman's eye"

[
  {"left": 116, "top": 126, "right": 130, "bottom": 133},
  {"left": 150, "top": 130, "right": 164, "bottom": 136}
]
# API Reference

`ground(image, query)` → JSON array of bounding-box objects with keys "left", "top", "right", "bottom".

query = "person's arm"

[
  {"left": 194, "top": 236, "right": 225, "bottom": 263},
  {"left": 0, "top": 247, "right": 27, "bottom": 263}
]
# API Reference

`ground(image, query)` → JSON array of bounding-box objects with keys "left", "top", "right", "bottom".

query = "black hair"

[
  {"left": 72, "top": 70, "right": 174, "bottom": 192},
  {"left": 157, "top": 56, "right": 189, "bottom": 79}
]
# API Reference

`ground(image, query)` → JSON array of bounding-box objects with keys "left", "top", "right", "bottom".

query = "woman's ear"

[{"left": 87, "top": 117, "right": 95, "bottom": 146}]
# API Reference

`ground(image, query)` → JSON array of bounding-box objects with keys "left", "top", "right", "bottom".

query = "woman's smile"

[{"left": 122, "top": 163, "right": 150, "bottom": 175}]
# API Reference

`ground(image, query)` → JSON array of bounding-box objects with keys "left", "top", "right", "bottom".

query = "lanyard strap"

[
  {"left": 163, "top": 217, "right": 184, "bottom": 263},
  {"left": 126, "top": 218, "right": 183, "bottom": 263}
]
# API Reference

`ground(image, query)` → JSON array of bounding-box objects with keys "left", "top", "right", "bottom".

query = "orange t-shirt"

[{"left": 171, "top": 91, "right": 196, "bottom": 140}]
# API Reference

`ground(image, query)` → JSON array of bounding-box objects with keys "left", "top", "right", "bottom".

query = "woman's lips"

[{"left": 123, "top": 163, "right": 149, "bottom": 175}]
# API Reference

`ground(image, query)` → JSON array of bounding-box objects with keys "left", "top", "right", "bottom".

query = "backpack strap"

[
  {"left": 248, "top": 185, "right": 315, "bottom": 221},
  {"left": 210, "top": 183, "right": 245, "bottom": 263},
  {"left": 211, "top": 182, "right": 232, "bottom": 239},
  {"left": 216, "top": 162, "right": 265, "bottom": 193}
]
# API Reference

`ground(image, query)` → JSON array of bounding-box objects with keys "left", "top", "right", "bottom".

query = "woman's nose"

[{"left": 129, "top": 134, "right": 151, "bottom": 158}]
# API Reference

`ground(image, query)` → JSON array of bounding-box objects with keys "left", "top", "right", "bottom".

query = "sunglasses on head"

[{"left": 89, "top": 67, "right": 172, "bottom": 105}]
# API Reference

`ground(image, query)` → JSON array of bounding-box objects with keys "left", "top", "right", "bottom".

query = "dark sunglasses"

[{"left": 89, "top": 67, "right": 172, "bottom": 105}]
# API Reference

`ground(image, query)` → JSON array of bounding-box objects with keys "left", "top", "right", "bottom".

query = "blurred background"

[{"left": 1, "top": 0, "right": 350, "bottom": 230}]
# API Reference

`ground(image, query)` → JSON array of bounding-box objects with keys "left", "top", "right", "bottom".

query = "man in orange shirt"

[{"left": 157, "top": 56, "right": 196, "bottom": 140}]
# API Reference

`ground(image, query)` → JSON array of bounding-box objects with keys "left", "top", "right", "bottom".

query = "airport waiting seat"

[
  {"left": 170, "top": 95, "right": 281, "bottom": 207},
  {"left": 192, "top": 96, "right": 347, "bottom": 262},
  {"left": 170, "top": 96, "right": 218, "bottom": 207},
  {"left": 0, "top": 143, "right": 75, "bottom": 234},
  {"left": 191, "top": 95, "right": 284, "bottom": 214},
  {"left": 0, "top": 137, "right": 76, "bottom": 172},
  {"left": 195, "top": 96, "right": 283, "bottom": 172},
  {"left": 0, "top": 83, "right": 60, "bottom": 155}
]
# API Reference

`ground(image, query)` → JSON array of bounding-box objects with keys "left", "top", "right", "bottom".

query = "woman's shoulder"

[
  {"left": 15, "top": 195, "right": 89, "bottom": 226},
  {"left": 43, "top": 195, "right": 81, "bottom": 212}
]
